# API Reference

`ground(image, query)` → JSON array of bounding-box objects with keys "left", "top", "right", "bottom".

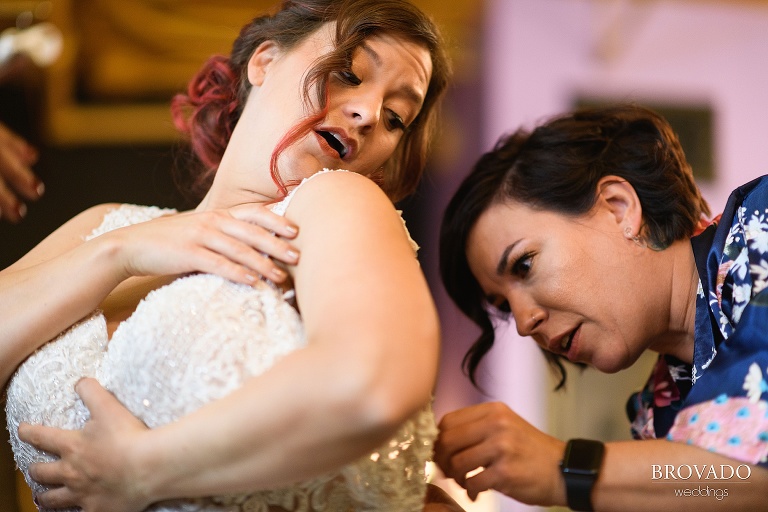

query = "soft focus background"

[{"left": 2, "top": 1, "right": 768, "bottom": 511}]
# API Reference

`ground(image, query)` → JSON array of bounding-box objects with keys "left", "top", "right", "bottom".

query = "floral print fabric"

[{"left": 628, "top": 175, "right": 768, "bottom": 467}]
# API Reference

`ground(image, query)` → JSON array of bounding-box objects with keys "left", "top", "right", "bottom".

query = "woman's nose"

[{"left": 509, "top": 296, "right": 545, "bottom": 337}]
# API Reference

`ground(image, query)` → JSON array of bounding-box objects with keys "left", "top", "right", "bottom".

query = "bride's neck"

[{"left": 195, "top": 153, "right": 277, "bottom": 212}]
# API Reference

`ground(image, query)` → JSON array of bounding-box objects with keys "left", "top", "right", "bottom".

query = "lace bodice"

[{"left": 6, "top": 172, "right": 436, "bottom": 511}]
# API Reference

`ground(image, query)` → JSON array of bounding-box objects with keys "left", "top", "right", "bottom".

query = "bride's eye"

[
  {"left": 336, "top": 70, "right": 361, "bottom": 86},
  {"left": 386, "top": 109, "right": 406, "bottom": 131}
]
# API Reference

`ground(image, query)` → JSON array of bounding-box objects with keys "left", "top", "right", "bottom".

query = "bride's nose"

[{"left": 343, "top": 94, "right": 381, "bottom": 133}]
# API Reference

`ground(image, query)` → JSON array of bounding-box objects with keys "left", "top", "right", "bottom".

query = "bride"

[{"left": 2, "top": 1, "right": 457, "bottom": 510}]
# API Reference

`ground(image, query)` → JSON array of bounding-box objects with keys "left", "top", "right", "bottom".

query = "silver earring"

[{"left": 624, "top": 226, "right": 646, "bottom": 248}]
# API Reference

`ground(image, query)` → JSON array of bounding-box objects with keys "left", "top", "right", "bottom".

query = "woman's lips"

[{"left": 565, "top": 325, "right": 581, "bottom": 361}]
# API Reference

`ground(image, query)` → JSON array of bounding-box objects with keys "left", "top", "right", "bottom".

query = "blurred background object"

[{"left": 0, "top": 21, "right": 62, "bottom": 68}]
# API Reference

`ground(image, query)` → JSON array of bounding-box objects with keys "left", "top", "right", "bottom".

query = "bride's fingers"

[
  {"left": 18, "top": 423, "right": 74, "bottom": 456},
  {"left": 28, "top": 460, "right": 66, "bottom": 485},
  {"left": 202, "top": 230, "right": 291, "bottom": 283},
  {"left": 218, "top": 220, "right": 300, "bottom": 267},
  {"left": 36, "top": 486, "right": 79, "bottom": 509},
  {"left": 229, "top": 203, "right": 298, "bottom": 239},
  {"left": 177, "top": 209, "right": 297, "bottom": 279},
  {"left": 75, "top": 378, "right": 128, "bottom": 422}
]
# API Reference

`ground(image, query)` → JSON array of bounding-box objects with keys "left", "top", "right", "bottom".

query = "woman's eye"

[
  {"left": 386, "top": 110, "right": 406, "bottom": 131},
  {"left": 337, "top": 70, "right": 361, "bottom": 85},
  {"left": 511, "top": 252, "right": 533, "bottom": 277}
]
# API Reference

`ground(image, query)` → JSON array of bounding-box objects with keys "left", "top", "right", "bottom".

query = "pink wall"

[{"left": 485, "top": 0, "right": 768, "bottom": 212}]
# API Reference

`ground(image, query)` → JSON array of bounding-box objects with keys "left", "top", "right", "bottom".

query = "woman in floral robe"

[
  {"left": 629, "top": 174, "right": 768, "bottom": 465},
  {"left": 434, "top": 104, "right": 768, "bottom": 511}
]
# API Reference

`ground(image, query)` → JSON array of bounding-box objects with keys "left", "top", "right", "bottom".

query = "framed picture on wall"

[{"left": 575, "top": 98, "right": 715, "bottom": 182}]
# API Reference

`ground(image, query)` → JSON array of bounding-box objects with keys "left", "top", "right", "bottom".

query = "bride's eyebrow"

[{"left": 359, "top": 43, "right": 425, "bottom": 107}]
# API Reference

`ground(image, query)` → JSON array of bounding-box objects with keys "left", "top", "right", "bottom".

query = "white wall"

[{"left": 479, "top": 1, "right": 768, "bottom": 510}]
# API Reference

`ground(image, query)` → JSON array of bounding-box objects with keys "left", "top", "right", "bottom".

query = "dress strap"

[{"left": 269, "top": 168, "right": 349, "bottom": 217}]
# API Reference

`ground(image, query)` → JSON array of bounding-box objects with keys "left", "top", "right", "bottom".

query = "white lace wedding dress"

[{"left": 6, "top": 171, "right": 436, "bottom": 511}]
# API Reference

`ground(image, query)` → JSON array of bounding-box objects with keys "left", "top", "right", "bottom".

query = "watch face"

[{"left": 562, "top": 439, "right": 604, "bottom": 475}]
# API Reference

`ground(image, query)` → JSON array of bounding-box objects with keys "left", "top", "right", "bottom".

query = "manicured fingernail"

[
  {"left": 25, "top": 144, "right": 38, "bottom": 161},
  {"left": 35, "top": 180, "right": 45, "bottom": 197},
  {"left": 285, "top": 226, "right": 298, "bottom": 236},
  {"left": 17, "top": 203, "right": 27, "bottom": 219},
  {"left": 271, "top": 267, "right": 286, "bottom": 280},
  {"left": 286, "top": 249, "right": 299, "bottom": 262},
  {"left": 245, "top": 274, "right": 257, "bottom": 283}
]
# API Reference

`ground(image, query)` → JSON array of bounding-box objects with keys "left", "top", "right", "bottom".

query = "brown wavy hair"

[{"left": 171, "top": 0, "right": 451, "bottom": 203}]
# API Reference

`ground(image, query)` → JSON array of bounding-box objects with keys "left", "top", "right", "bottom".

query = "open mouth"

[
  {"left": 560, "top": 329, "right": 576, "bottom": 353},
  {"left": 317, "top": 130, "right": 348, "bottom": 159}
]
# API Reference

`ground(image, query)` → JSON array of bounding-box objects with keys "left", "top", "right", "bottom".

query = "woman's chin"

[{"left": 590, "top": 353, "right": 633, "bottom": 374}]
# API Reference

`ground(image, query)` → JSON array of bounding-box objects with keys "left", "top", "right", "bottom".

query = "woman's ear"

[
  {"left": 247, "top": 41, "right": 280, "bottom": 86},
  {"left": 596, "top": 176, "right": 643, "bottom": 237}
]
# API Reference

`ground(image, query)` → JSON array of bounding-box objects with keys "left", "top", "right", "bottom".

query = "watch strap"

[
  {"left": 561, "top": 439, "right": 605, "bottom": 512},
  {"left": 564, "top": 472, "right": 597, "bottom": 511}
]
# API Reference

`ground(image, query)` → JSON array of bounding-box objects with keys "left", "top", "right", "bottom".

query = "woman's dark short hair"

[{"left": 439, "top": 104, "right": 710, "bottom": 388}]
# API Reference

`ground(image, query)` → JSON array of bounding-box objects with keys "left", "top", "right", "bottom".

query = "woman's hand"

[
  {"left": 105, "top": 202, "right": 300, "bottom": 284},
  {"left": 0, "top": 121, "right": 42, "bottom": 223},
  {"left": 434, "top": 401, "right": 566, "bottom": 506},
  {"left": 18, "top": 378, "right": 154, "bottom": 512}
]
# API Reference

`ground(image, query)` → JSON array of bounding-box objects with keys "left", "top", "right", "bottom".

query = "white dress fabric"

[{"left": 6, "top": 170, "right": 436, "bottom": 511}]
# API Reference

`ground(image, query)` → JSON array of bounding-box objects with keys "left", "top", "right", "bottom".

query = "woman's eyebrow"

[
  {"left": 496, "top": 242, "right": 519, "bottom": 275},
  {"left": 360, "top": 43, "right": 425, "bottom": 106}
]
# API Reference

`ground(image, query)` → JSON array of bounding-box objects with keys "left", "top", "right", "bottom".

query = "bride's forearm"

[
  {"left": 0, "top": 236, "right": 127, "bottom": 387},
  {"left": 138, "top": 333, "right": 436, "bottom": 501}
]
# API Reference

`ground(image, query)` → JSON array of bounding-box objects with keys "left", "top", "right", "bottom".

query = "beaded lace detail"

[{"left": 6, "top": 175, "right": 435, "bottom": 511}]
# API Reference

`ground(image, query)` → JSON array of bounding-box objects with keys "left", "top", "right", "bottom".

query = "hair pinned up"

[{"left": 172, "top": 0, "right": 451, "bottom": 203}]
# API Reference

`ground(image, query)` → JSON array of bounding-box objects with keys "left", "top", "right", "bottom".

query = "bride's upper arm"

[
  {"left": 2, "top": 203, "right": 121, "bottom": 274},
  {"left": 282, "top": 171, "right": 423, "bottom": 316},
  {"left": 282, "top": 171, "right": 440, "bottom": 413}
]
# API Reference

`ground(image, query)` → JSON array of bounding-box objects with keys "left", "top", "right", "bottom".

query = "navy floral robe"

[{"left": 627, "top": 175, "right": 768, "bottom": 467}]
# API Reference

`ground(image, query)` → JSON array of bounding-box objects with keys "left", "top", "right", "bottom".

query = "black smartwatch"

[{"left": 560, "top": 438, "right": 605, "bottom": 511}]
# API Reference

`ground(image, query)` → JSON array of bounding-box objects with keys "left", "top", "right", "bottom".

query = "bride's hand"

[
  {"left": 104, "top": 202, "right": 300, "bottom": 284},
  {"left": 18, "top": 378, "right": 153, "bottom": 512}
]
